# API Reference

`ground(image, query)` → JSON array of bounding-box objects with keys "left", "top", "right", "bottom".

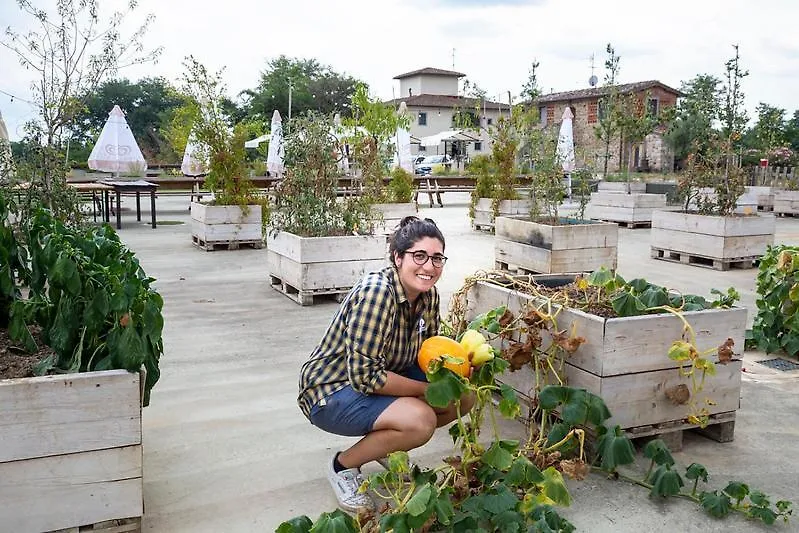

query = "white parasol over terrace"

[
  {"left": 556, "top": 107, "right": 576, "bottom": 196},
  {"left": 181, "top": 129, "right": 208, "bottom": 176},
  {"left": 88, "top": 105, "right": 147, "bottom": 175},
  {"left": 266, "top": 110, "right": 285, "bottom": 176}
]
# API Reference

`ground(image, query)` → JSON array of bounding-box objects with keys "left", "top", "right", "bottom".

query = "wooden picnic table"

[{"left": 98, "top": 179, "right": 159, "bottom": 229}]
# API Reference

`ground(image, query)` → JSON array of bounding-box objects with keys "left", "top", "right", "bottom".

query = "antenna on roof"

[{"left": 589, "top": 53, "right": 598, "bottom": 87}]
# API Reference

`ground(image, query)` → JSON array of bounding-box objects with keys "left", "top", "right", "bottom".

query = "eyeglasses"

[{"left": 404, "top": 250, "right": 448, "bottom": 268}]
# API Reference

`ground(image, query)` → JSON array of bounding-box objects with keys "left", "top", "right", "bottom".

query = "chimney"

[{"left": 408, "top": 88, "right": 413, "bottom": 97}]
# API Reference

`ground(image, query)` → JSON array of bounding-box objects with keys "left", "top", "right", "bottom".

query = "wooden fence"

[{"left": 750, "top": 166, "right": 795, "bottom": 188}]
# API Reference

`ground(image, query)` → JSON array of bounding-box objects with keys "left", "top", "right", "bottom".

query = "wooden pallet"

[
  {"left": 472, "top": 223, "right": 495, "bottom": 232},
  {"left": 269, "top": 274, "right": 349, "bottom": 306},
  {"left": 650, "top": 247, "right": 758, "bottom": 271},
  {"left": 495, "top": 260, "right": 543, "bottom": 276},
  {"left": 192, "top": 235, "right": 264, "bottom": 251},
  {"left": 775, "top": 211, "right": 799, "bottom": 217},
  {"left": 594, "top": 219, "right": 651, "bottom": 229},
  {"left": 50, "top": 516, "right": 141, "bottom": 533},
  {"left": 757, "top": 205, "right": 774, "bottom": 212},
  {"left": 625, "top": 411, "right": 736, "bottom": 452}
]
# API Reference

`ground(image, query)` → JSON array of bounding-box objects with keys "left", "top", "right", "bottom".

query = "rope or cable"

[{"left": 0, "top": 88, "right": 35, "bottom": 105}]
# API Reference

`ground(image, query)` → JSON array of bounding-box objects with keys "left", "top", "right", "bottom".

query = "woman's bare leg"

[{"left": 337, "top": 397, "right": 436, "bottom": 469}]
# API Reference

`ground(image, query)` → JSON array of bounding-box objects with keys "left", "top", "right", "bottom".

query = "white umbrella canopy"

[
  {"left": 556, "top": 107, "right": 576, "bottom": 197},
  {"left": 244, "top": 134, "right": 270, "bottom": 149},
  {"left": 266, "top": 110, "right": 284, "bottom": 176},
  {"left": 419, "top": 129, "right": 479, "bottom": 147},
  {"left": 181, "top": 130, "right": 208, "bottom": 176},
  {"left": 394, "top": 102, "right": 414, "bottom": 174},
  {"left": 88, "top": 105, "right": 147, "bottom": 175},
  {"left": 556, "top": 107, "right": 576, "bottom": 173}
]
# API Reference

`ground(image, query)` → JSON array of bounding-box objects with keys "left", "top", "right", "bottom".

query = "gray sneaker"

[{"left": 327, "top": 455, "right": 375, "bottom": 513}]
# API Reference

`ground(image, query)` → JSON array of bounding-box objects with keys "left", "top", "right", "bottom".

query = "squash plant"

[
  {"left": 749, "top": 245, "right": 799, "bottom": 355},
  {"left": 2, "top": 200, "right": 164, "bottom": 405},
  {"left": 277, "top": 305, "right": 791, "bottom": 531}
]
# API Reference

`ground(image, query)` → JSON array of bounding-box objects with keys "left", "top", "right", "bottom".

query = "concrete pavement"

[{"left": 112, "top": 194, "right": 799, "bottom": 532}]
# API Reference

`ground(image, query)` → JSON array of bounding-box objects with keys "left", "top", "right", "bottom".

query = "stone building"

[
  {"left": 386, "top": 67, "right": 507, "bottom": 160},
  {"left": 534, "top": 81, "right": 682, "bottom": 173}
]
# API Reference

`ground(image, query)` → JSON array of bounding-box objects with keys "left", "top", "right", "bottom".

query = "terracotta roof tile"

[
  {"left": 385, "top": 94, "right": 506, "bottom": 110},
  {"left": 534, "top": 80, "right": 683, "bottom": 104},
  {"left": 393, "top": 67, "right": 467, "bottom": 79}
]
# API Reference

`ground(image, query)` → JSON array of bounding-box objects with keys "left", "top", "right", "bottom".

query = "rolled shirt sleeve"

[{"left": 343, "top": 281, "right": 395, "bottom": 394}]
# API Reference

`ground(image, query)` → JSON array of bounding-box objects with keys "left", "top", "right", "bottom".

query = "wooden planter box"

[
  {"left": 0, "top": 370, "right": 143, "bottom": 532},
  {"left": 745, "top": 186, "right": 774, "bottom": 211},
  {"left": 585, "top": 192, "right": 667, "bottom": 227},
  {"left": 190, "top": 202, "right": 263, "bottom": 251},
  {"left": 372, "top": 202, "right": 417, "bottom": 235},
  {"left": 267, "top": 231, "right": 386, "bottom": 305},
  {"left": 692, "top": 188, "right": 758, "bottom": 215},
  {"left": 774, "top": 190, "right": 799, "bottom": 216},
  {"left": 466, "top": 280, "right": 745, "bottom": 446},
  {"left": 650, "top": 210, "right": 775, "bottom": 270},
  {"left": 597, "top": 181, "right": 646, "bottom": 194},
  {"left": 494, "top": 216, "right": 618, "bottom": 274},
  {"left": 473, "top": 198, "right": 532, "bottom": 231}
]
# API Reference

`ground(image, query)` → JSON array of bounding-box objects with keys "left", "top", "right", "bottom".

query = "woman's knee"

[{"left": 375, "top": 398, "right": 437, "bottom": 443}]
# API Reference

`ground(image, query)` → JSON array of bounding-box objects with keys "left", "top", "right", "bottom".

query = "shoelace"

[{"left": 340, "top": 471, "right": 369, "bottom": 503}]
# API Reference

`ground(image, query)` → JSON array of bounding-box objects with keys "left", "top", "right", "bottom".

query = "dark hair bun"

[{"left": 398, "top": 216, "right": 420, "bottom": 228}]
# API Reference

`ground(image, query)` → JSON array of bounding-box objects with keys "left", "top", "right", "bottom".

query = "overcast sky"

[{"left": 1, "top": 0, "right": 797, "bottom": 141}]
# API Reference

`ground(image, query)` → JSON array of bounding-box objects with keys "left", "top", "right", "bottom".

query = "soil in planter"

[
  {"left": 0, "top": 327, "right": 55, "bottom": 379},
  {"left": 485, "top": 274, "right": 616, "bottom": 318}
]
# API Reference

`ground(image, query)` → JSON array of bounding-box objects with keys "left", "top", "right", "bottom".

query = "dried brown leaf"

[
  {"left": 560, "top": 458, "right": 590, "bottom": 481},
  {"left": 498, "top": 308, "right": 514, "bottom": 328},
  {"left": 522, "top": 308, "right": 549, "bottom": 328},
  {"left": 717, "top": 337, "right": 734, "bottom": 364},
  {"left": 665, "top": 384, "right": 690, "bottom": 405},
  {"left": 552, "top": 330, "right": 586, "bottom": 353},
  {"left": 504, "top": 341, "right": 533, "bottom": 371}
]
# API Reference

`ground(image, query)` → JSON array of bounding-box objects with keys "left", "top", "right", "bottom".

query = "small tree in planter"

[
  {"left": 651, "top": 46, "right": 775, "bottom": 270},
  {"left": 267, "top": 113, "right": 385, "bottom": 305},
  {"left": 344, "top": 85, "right": 415, "bottom": 233},
  {"left": 179, "top": 57, "right": 268, "bottom": 251},
  {"left": 494, "top": 126, "right": 619, "bottom": 274},
  {"left": 470, "top": 108, "right": 534, "bottom": 231}
]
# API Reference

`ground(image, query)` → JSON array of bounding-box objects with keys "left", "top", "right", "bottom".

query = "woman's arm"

[{"left": 373, "top": 371, "right": 427, "bottom": 397}]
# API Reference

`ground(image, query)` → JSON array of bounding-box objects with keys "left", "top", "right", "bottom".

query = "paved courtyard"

[{"left": 112, "top": 193, "right": 799, "bottom": 532}]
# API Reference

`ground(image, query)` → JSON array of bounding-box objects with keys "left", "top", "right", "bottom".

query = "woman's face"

[{"left": 394, "top": 236, "right": 446, "bottom": 302}]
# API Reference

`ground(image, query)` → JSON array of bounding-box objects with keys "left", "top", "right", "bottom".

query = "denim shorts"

[{"left": 309, "top": 365, "right": 427, "bottom": 437}]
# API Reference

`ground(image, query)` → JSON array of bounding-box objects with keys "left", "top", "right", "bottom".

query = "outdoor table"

[
  {"left": 98, "top": 179, "right": 159, "bottom": 229},
  {"left": 68, "top": 182, "right": 113, "bottom": 223}
]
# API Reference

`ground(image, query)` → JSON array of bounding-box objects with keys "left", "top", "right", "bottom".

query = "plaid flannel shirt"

[{"left": 297, "top": 266, "right": 440, "bottom": 419}]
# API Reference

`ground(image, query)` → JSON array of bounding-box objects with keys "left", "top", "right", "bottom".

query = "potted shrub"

[
  {"left": 470, "top": 111, "right": 531, "bottom": 231},
  {"left": 651, "top": 50, "right": 775, "bottom": 270},
  {"left": 494, "top": 126, "right": 618, "bottom": 275},
  {"left": 266, "top": 113, "right": 385, "bottom": 306},
  {"left": 178, "top": 58, "right": 267, "bottom": 251},
  {"left": 0, "top": 195, "right": 164, "bottom": 532},
  {"left": 344, "top": 85, "right": 416, "bottom": 235}
]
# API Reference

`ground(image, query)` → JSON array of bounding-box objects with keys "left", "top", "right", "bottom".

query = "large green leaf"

[
  {"left": 626, "top": 278, "right": 650, "bottom": 294},
  {"left": 685, "top": 463, "right": 708, "bottom": 482},
  {"left": 648, "top": 464, "right": 684, "bottom": 497},
  {"left": 700, "top": 490, "right": 732, "bottom": 518},
  {"left": 425, "top": 371, "right": 467, "bottom": 408},
  {"left": 722, "top": 481, "right": 750, "bottom": 503},
  {"left": 611, "top": 291, "right": 646, "bottom": 317},
  {"left": 482, "top": 441, "right": 515, "bottom": 471},
  {"left": 309, "top": 510, "right": 359, "bottom": 533},
  {"left": 276, "top": 516, "right": 314, "bottom": 533},
  {"left": 748, "top": 506, "right": 778, "bottom": 525},
  {"left": 529, "top": 505, "right": 575, "bottom": 533},
  {"left": 643, "top": 439, "right": 674, "bottom": 466},
  {"left": 596, "top": 425, "right": 635, "bottom": 471},
  {"left": 498, "top": 383, "right": 521, "bottom": 419},
  {"left": 406, "top": 483, "right": 434, "bottom": 516},
  {"left": 540, "top": 467, "right": 572, "bottom": 506},
  {"left": 639, "top": 287, "right": 669, "bottom": 308},
  {"left": 505, "top": 456, "right": 544, "bottom": 487},
  {"left": 433, "top": 489, "right": 455, "bottom": 525}
]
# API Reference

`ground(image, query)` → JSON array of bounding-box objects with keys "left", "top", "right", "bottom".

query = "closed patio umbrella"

[
  {"left": 181, "top": 129, "right": 208, "bottom": 177},
  {"left": 88, "top": 105, "right": 147, "bottom": 176},
  {"left": 266, "top": 110, "right": 284, "bottom": 176},
  {"left": 0, "top": 108, "right": 12, "bottom": 180},
  {"left": 556, "top": 107, "right": 576, "bottom": 197}
]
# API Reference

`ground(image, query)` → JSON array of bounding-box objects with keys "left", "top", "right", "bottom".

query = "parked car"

[{"left": 414, "top": 155, "right": 452, "bottom": 176}]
